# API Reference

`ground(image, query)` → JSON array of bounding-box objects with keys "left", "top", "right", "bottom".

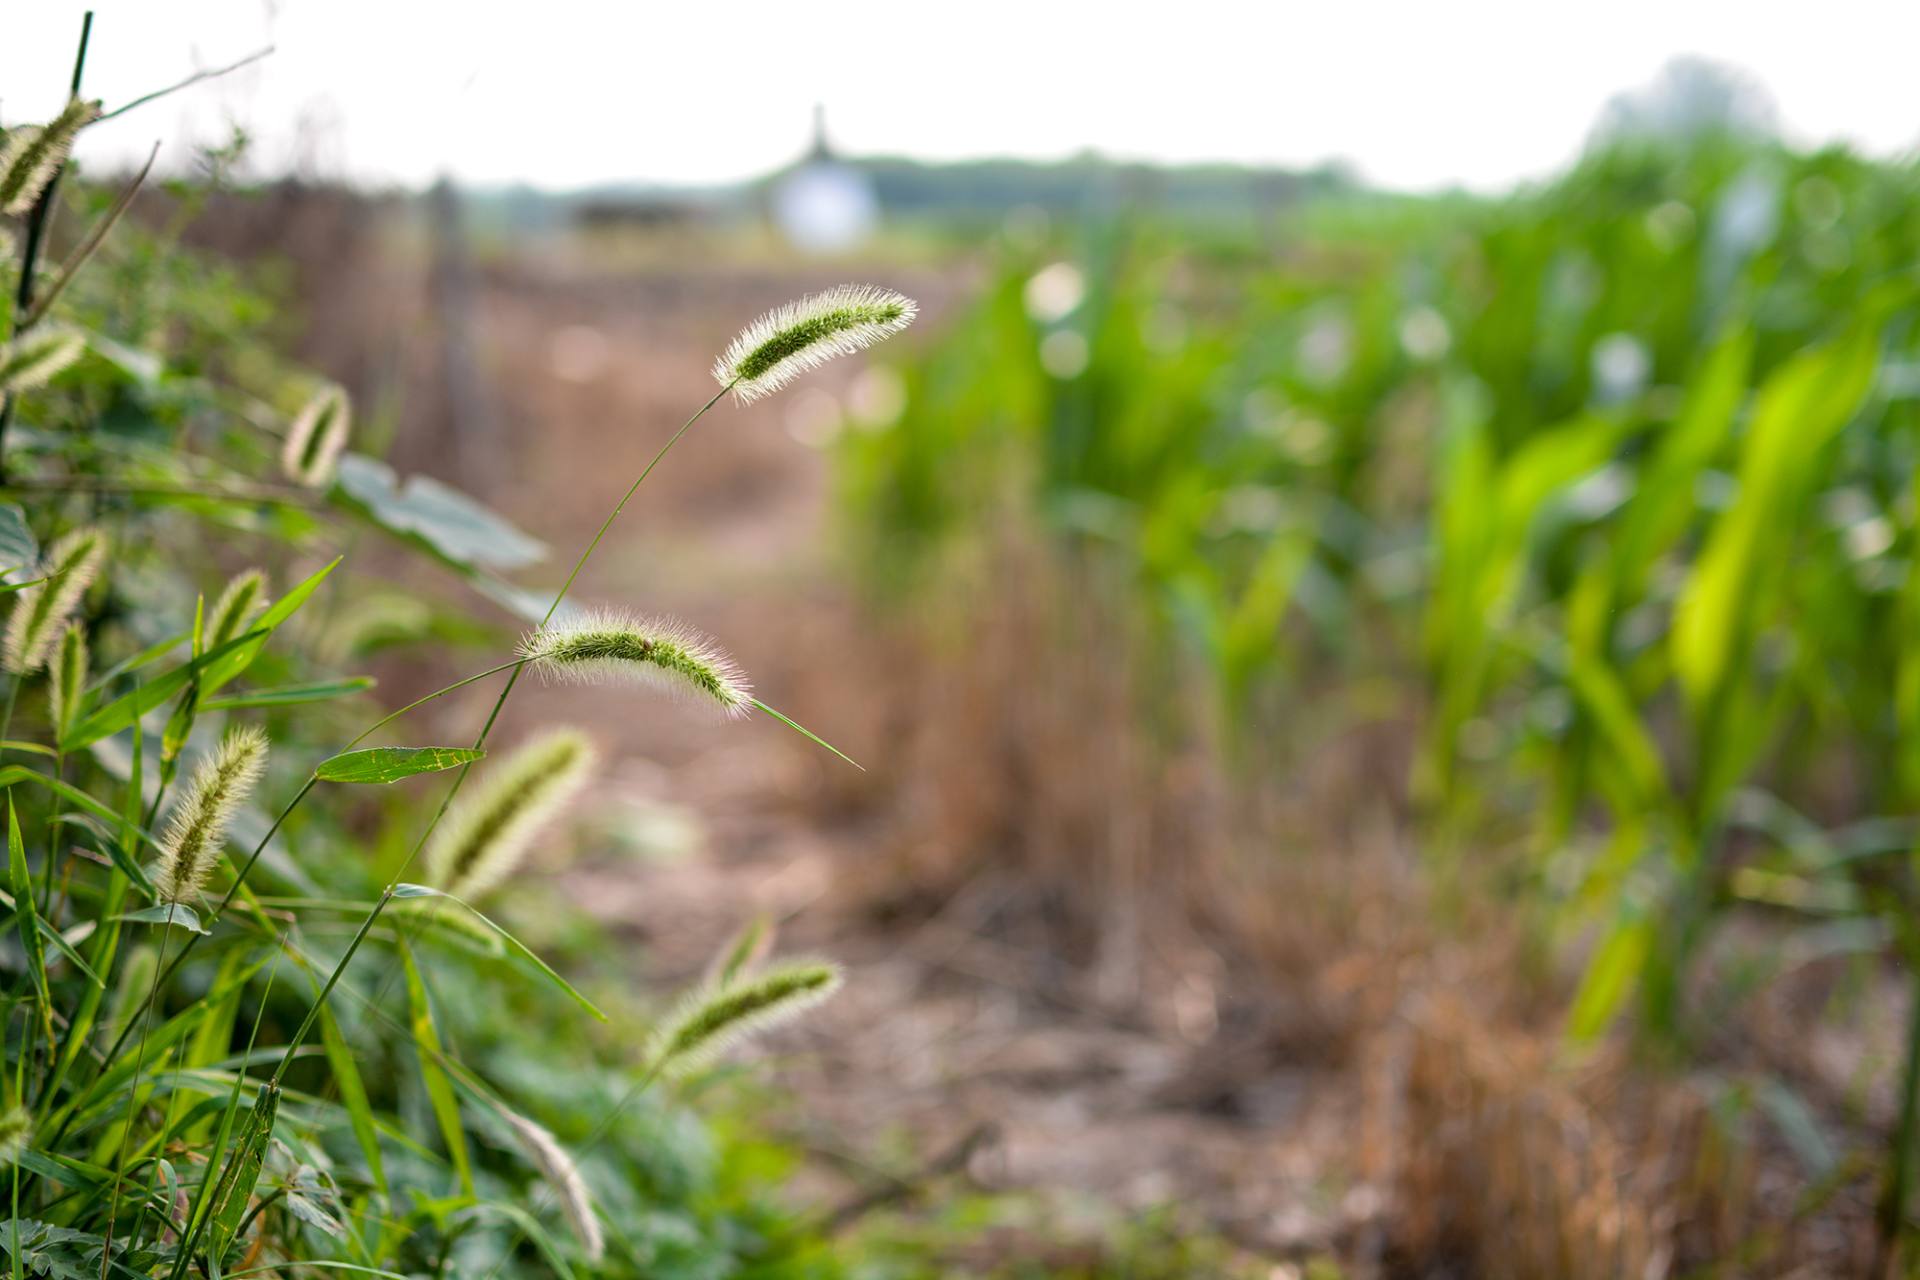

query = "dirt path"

[{"left": 425, "top": 256, "right": 1375, "bottom": 1267}]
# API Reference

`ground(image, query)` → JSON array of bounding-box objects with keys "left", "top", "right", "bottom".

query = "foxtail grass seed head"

[
  {"left": 281, "top": 385, "right": 351, "bottom": 487},
  {"left": 206, "top": 569, "right": 270, "bottom": 650},
  {"left": 519, "top": 611, "right": 750, "bottom": 716},
  {"left": 714, "top": 285, "right": 916, "bottom": 403},
  {"left": 4, "top": 526, "right": 107, "bottom": 675},
  {"left": 0, "top": 1106, "right": 30, "bottom": 1166},
  {"left": 504, "top": 1110, "right": 604, "bottom": 1262},
  {"left": 647, "top": 960, "right": 842, "bottom": 1074},
  {"left": 425, "top": 728, "right": 596, "bottom": 902},
  {"left": 47, "top": 621, "right": 88, "bottom": 740},
  {"left": 153, "top": 727, "right": 269, "bottom": 904},
  {"left": 0, "top": 98, "right": 100, "bottom": 216},
  {"left": 0, "top": 327, "right": 86, "bottom": 394}
]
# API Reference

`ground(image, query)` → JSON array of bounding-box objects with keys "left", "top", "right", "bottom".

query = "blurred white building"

[{"left": 772, "top": 106, "right": 878, "bottom": 253}]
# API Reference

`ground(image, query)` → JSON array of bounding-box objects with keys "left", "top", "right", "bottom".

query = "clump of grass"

[
  {"left": 647, "top": 960, "right": 843, "bottom": 1075},
  {"left": 0, "top": 96, "right": 99, "bottom": 215},
  {"left": 423, "top": 728, "right": 597, "bottom": 901},
  {"left": 520, "top": 610, "right": 751, "bottom": 716},
  {"left": 282, "top": 384, "right": 350, "bottom": 486},
  {"left": 714, "top": 285, "right": 916, "bottom": 403},
  {"left": 4, "top": 525, "right": 105, "bottom": 675},
  {"left": 152, "top": 726, "right": 269, "bottom": 904}
]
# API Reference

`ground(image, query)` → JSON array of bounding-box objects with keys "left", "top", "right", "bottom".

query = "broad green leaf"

[
  {"left": 1566, "top": 911, "right": 1651, "bottom": 1043},
  {"left": 1673, "top": 328, "right": 1879, "bottom": 708},
  {"left": 314, "top": 747, "right": 483, "bottom": 785},
  {"left": 206, "top": 1082, "right": 279, "bottom": 1263},
  {"left": 1565, "top": 654, "right": 1668, "bottom": 813},
  {"left": 0, "top": 505, "right": 36, "bottom": 581},
  {"left": 117, "top": 904, "right": 206, "bottom": 934},
  {"left": 400, "top": 942, "right": 473, "bottom": 1196},
  {"left": 1610, "top": 329, "right": 1752, "bottom": 600},
  {"left": 334, "top": 454, "right": 546, "bottom": 572}
]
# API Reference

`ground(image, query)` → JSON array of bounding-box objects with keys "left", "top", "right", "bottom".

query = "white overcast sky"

[{"left": 3, "top": 0, "right": 1916, "bottom": 193}]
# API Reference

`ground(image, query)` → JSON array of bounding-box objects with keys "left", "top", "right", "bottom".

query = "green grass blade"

[
  {"left": 399, "top": 941, "right": 472, "bottom": 1197},
  {"left": 748, "top": 698, "right": 863, "bottom": 771}
]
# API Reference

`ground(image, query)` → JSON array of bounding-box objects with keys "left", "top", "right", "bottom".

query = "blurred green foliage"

[{"left": 838, "top": 132, "right": 1920, "bottom": 1056}]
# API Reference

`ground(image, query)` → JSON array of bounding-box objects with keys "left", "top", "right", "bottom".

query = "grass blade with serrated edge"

[{"left": 314, "top": 746, "right": 484, "bottom": 785}]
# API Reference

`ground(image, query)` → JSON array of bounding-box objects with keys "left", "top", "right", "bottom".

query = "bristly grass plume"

[
  {"left": 503, "top": 1110, "right": 604, "bottom": 1262},
  {"left": 153, "top": 726, "right": 269, "bottom": 904},
  {"left": 0, "top": 328, "right": 86, "bottom": 395},
  {"left": 0, "top": 97, "right": 100, "bottom": 216},
  {"left": 205, "top": 568, "right": 269, "bottom": 650},
  {"left": 282, "top": 384, "right": 351, "bottom": 487},
  {"left": 714, "top": 285, "right": 916, "bottom": 403},
  {"left": 4, "top": 525, "right": 106, "bottom": 675},
  {"left": 424, "top": 728, "right": 596, "bottom": 901},
  {"left": 0, "top": 1106, "right": 29, "bottom": 1167},
  {"left": 647, "top": 960, "right": 842, "bottom": 1075},
  {"left": 47, "top": 620, "right": 87, "bottom": 741},
  {"left": 519, "top": 611, "right": 750, "bottom": 716}
]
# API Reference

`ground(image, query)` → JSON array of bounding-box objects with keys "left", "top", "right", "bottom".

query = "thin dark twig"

[
  {"left": 22, "top": 141, "right": 160, "bottom": 330},
  {"left": 94, "top": 47, "right": 274, "bottom": 124},
  {"left": 0, "top": 10, "right": 94, "bottom": 483}
]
